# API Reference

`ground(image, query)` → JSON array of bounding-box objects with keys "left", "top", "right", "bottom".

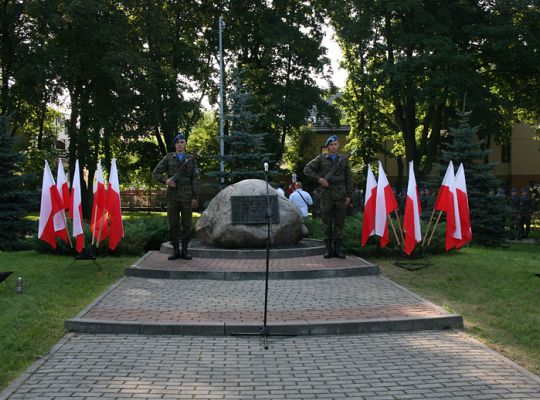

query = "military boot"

[
  {"left": 168, "top": 241, "right": 181, "bottom": 260},
  {"left": 181, "top": 240, "right": 192, "bottom": 260},
  {"left": 324, "top": 239, "right": 333, "bottom": 259},
  {"left": 334, "top": 239, "right": 346, "bottom": 259}
]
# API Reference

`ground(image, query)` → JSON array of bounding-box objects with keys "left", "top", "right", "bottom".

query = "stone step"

[
  {"left": 65, "top": 275, "right": 463, "bottom": 336},
  {"left": 126, "top": 251, "right": 380, "bottom": 280}
]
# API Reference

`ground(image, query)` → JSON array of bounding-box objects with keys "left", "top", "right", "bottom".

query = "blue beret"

[
  {"left": 172, "top": 133, "right": 186, "bottom": 146},
  {"left": 325, "top": 135, "right": 338, "bottom": 147}
]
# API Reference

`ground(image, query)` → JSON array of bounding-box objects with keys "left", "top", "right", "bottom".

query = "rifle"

[
  {"left": 323, "top": 152, "right": 352, "bottom": 182},
  {"left": 171, "top": 154, "right": 196, "bottom": 183}
]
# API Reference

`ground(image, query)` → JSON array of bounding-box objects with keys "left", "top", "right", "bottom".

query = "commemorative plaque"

[{"left": 231, "top": 195, "right": 280, "bottom": 224}]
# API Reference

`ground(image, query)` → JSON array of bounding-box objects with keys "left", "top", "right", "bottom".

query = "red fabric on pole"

[
  {"left": 107, "top": 159, "right": 124, "bottom": 250},
  {"left": 361, "top": 165, "right": 377, "bottom": 247},
  {"left": 375, "top": 161, "right": 398, "bottom": 248},
  {"left": 90, "top": 161, "right": 109, "bottom": 242},
  {"left": 71, "top": 160, "right": 85, "bottom": 253},
  {"left": 435, "top": 161, "right": 462, "bottom": 250},
  {"left": 403, "top": 161, "right": 422, "bottom": 255},
  {"left": 38, "top": 161, "right": 65, "bottom": 249},
  {"left": 455, "top": 163, "right": 472, "bottom": 248}
]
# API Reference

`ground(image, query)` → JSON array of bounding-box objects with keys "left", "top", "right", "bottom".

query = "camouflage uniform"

[
  {"left": 304, "top": 153, "right": 353, "bottom": 241},
  {"left": 153, "top": 153, "right": 199, "bottom": 242}
]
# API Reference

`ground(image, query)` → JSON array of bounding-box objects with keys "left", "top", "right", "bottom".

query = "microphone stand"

[{"left": 231, "top": 163, "right": 296, "bottom": 350}]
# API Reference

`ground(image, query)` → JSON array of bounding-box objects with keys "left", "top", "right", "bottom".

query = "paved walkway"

[
  {"left": 3, "top": 332, "right": 539, "bottom": 399},
  {"left": 2, "top": 252, "right": 539, "bottom": 399}
]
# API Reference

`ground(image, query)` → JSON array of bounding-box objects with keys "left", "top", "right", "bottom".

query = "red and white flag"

[
  {"left": 90, "top": 160, "right": 109, "bottom": 243},
  {"left": 361, "top": 164, "right": 377, "bottom": 246},
  {"left": 38, "top": 160, "right": 65, "bottom": 249},
  {"left": 403, "top": 161, "right": 422, "bottom": 255},
  {"left": 455, "top": 163, "right": 472, "bottom": 248},
  {"left": 434, "top": 161, "right": 462, "bottom": 250},
  {"left": 56, "top": 158, "right": 71, "bottom": 213},
  {"left": 374, "top": 161, "right": 399, "bottom": 247},
  {"left": 106, "top": 159, "right": 124, "bottom": 250},
  {"left": 70, "top": 160, "right": 85, "bottom": 253}
]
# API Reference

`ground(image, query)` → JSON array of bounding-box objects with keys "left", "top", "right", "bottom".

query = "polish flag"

[
  {"left": 403, "top": 161, "right": 422, "bottom": 255},
  {"left": 56, "top": 158, "right": 71, "bottom": 213},
  {"left": 106, "top": 159, "right": 124, "bottom": 250},
  {"left": 374, "top": 161, "right": 399, "bottom": 247},
  {"left": 434, "top": 161, "right": 462, "bottom": 250},
  {"left": 361, "top": 164, "right": 377, "bottom": 246},
  {"left": 38, "top": 160, "right": 65, "bottom": 249},
  {"left": 53, "top": 159, "right": 70, "bottom": 243},
  {"left": 90, "top": 160, "right": 109, "bottom": 243},
  {"left": 70, "top": 160, "right": 85, "bottom": 253},
  {"left": 455, "top": 163, "right": 472, "bottom": 248}
]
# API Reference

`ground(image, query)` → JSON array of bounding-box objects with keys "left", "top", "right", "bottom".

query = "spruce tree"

[
  {"left": 208, "top": 70, "right": 275, "bottom": 186},
  {"left": 438, "top": 106, "right": 509, "bottom": 246},
  {"left": 0, "top": 114, "right": 37, "bottom": 250}
]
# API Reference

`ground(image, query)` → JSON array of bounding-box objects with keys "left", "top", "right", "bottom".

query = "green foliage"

[
  {"left": 324, "top": 0, "right": 540, "bottom": 180},
  {"left": 207, "top": 70, "right": 275, "bottom": 186},
  {"left": 283, "top": 126, "right": 319, "bottom": 182},
  {"left": 188, "top": 112, "right": 220, "bottom": 173},
  {"left": 0, "top": 115, "right": 38, "bottom": 250},
  {"left": 438, "top": 106, "right": 509, "bottom": 246},
  {"left": 33, "top": 214, "right": 169, "bottom": 256}
]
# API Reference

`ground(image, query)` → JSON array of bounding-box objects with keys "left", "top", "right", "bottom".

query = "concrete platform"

[
  {"left": 65, "top": 275, "right": 463, "bottom": 336},
  {"left": 126, "top": 251, "right": 380, "bottom": 280},
  {"left": 160, "top": 238, "right": 326, "bottom": 259}
]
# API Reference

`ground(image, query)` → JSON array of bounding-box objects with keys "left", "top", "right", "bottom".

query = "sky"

[{"left": 319, "top": 25, "right": 347, "bottom": 89}]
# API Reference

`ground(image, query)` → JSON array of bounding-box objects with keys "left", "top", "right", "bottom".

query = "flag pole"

[
  {"left": 96, "top": 210, "right": 107, "bottom": 248},
  {"left": 61, "top": 210, "right": 73, "bottom": 248},
  {"left": 422, "top": 207, "right": 437, "bottom": 246},
  {"left": 426, "top": 211, "right": 442, "bottom": 247},
  {"left": 387, "top": 215, "right": 401, "bottom": 246},
  {"left": 393, "top": 210, "right": 405, "bottom": 244},
  {"left": 91, "top": 204, "right": 98, "bottom": 246}
]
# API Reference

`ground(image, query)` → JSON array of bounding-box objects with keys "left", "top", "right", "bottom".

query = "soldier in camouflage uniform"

[
  {"left": 153, "top": 133, "right": 199, "bottom": 260},
  {"left": 304, "top": 135, "right": 353, "bottom": 259}
]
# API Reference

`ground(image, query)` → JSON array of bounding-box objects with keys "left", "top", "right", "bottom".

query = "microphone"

[{"left": 263, "top": 161, "right": 269, "bottom": 172}]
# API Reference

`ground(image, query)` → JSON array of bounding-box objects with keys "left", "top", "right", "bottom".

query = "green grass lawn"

[
  {"left": 0, "top": 251, "right": 137, "bottom": 390},
  {"left": 377, "top": 243, "right": 540, "bottom": 374}
]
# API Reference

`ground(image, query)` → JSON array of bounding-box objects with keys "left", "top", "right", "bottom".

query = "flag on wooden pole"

[
  {"left": 106, "top": 159, "right": 124, "bottom": 250},
  {"left": 90, "top": 160, "right": 109, "bottom": 244},
  {"left": 403, "top": 161, "right": 422, "bottom": 255},
  {"left": 374, "top": 161, "right": 399, "bottom": 247},
  {"left": 70, "top": 160, "right": 85, "bottom": 253},
  {"left": 455, "top": 163, "right": 472, "bottom": 248},
  {"left": 361, "top": 164, "right": 377, "bottom": 246},
  {"left": 38, "top": 160, "right": 65, "bottom": 248},
  {"left": 434, "top": 161, "right": 462, "bottom": 250}
]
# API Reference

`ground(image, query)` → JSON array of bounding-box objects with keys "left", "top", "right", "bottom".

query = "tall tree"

[
  {"left": 438, "top": 104, "right": 509, "bottom": 246},
  {"left": 322, "top": 0, "right": 540, "bottom": 180},
  {"left": 0, "top": 114, "right": 36, "bottom": 250}
]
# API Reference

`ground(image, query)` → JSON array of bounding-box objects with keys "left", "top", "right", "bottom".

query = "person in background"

[
  {"left": 288, "top": 182, "right": 313, "bottom": 222},
  {"left": 276, "top": 181, "right": 286, "bottom": 198},
  {"left": 351, "top": 186, "right": 364, "bottom": 214}
]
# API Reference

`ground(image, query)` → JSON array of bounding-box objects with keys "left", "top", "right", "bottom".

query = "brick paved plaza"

[{"left": 2, "top": 252, "right": 539, "bottom": 399}]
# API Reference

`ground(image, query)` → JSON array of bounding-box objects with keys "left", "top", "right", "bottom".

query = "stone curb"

[
  {"left": 160, "top": 241, "right": 326, "bottom": 259},
  {"left": 64, "top": 314, "right": 463, "bottom": 336},
  {"left": 0, "top": 333, "right": 75, "bottom": 400},
  {"left": 125, "top": 264, "right": 380, "bottom": 280}
]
